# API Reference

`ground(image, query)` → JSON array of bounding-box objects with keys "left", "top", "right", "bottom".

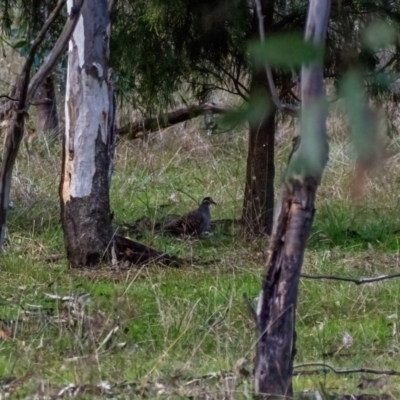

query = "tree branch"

[
  {"left": 194, "top": 64, "right": 249, "bottom": 100},
  {"left": 254, "top": 0, "right": 299, "bottom": 117},
  {"left": 27, "top": 0, "right": 84, "bottom": 102},
  {"left": 206, "top": 58, "right": 250, "bottom": 99},
  {"left": 18, "top": 0, "right": 67, "bottom": 109},
  {"left": 301, "top": 272, "right": 400, "bottom": 285},
  {"left": 0, "top": 0, "right": 84, "bottom": 251},
  {"left": 117, "top": 102, "right": 230, "bottom": 138},
  {"left": 294, "top": 363, "right": 400, "bottom": 377},
  {"left": 0, "top": 95, "right": 19, "bottom": 102},
  {"left": 0, "top": 0, "right": 84, "bottom": 119}
]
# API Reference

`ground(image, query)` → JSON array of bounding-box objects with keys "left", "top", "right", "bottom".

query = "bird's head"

[{"left": 201, "top": 197, "right": 217, "bottom": 206}]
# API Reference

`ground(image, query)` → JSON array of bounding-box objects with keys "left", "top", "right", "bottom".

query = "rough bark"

[
  {"left": 242, "top": 0, "right": 275, "bottom": 237},
  {"left": 254, "top": 179, "right": 317, "bottom": 397},
  {"left": 254, "top": 0, "right": 331, "bottom": 397},
  {"left": 117, "top": 102, "right": 229, "bottom": 139},
  {"left": 0, "top": 0, "right": 78, "bottom": 252},
  {"left": 60, "top": 0, "right": 114, "bottom": 267},
  {"left": 34, "top": 75, "right": 59, "bottom": 141},
  {"left": 242, "top": 79, "right": 275, "bottom": 236}
]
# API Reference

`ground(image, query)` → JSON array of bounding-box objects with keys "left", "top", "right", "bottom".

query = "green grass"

[{"left": 2, "top": 117, "right": 400, "bottom": 397}]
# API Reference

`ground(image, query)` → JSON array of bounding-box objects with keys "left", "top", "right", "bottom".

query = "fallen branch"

[
  {"left": 117, "top": 102, "right": 230, "bottom": 139},
  {"left": 294, "top": 362, "right": 400, "bottom": 377},
  {"left": 112, "top": 235, "right": 219, "bottom": 267},
  {"left": 301, "top": 272, "right": 400, "bottom": 285},
  {"left": 112, "top": 235, "right": 182, "bottom": 267}
]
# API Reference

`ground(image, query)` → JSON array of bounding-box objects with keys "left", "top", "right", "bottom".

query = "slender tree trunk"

[
  {"left": 60, "top": 0, "right": 114, "bottom": 267},
  {"left": 242, "top": 0, "right": 275, "bottom": 237},
  {"left": 34, "top": 75, "right": 59, "bottom": 141},
  {"left": 242, "top": 78, "right": 275, "bottom": 236},
  {"left": 254, "top": 0, "right": 331, "bottom": 397},
  {"left": 0, "top": 0, "right": 80, "bottom": 252}
]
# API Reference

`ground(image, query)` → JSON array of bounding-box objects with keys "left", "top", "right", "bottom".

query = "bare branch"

[
  {"left": 207, "top": 58, "right": 250, "bottom": 98},
  {"left": 0, "top": 95, "right": 18, "bottom": 102},
  {"left": 0, "top": 0, "right": 84, "bottom": 119},
  {"left": 117, "top": 102, "right": 230, "bottom": 138},
  {"left": 194, "top": 65, "right": 250, "bottom": 101},
  {"left": 28, "top": 0, "right": 84, "bottom": 101},
  {"left": 16, "top": 0, "right": 66, "bottom": 110},
  {"left": 301, "top": 272, "right": 400, "bottom": 285},
  {"left": 0, "top": 0, "right": 84, "bottom": 251},
  {"left": 294, "top": 363, "right": 400, "bottom": 377},
  {"left": 254, "top": 0, "right": 299, "bottom": 117}
]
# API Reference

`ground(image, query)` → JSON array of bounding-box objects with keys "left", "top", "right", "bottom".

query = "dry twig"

[
  {"left": 294, "top": 362, "right": 400, "bottom": 377},
  {"left": 301, "top": 273, "right": 400, "bottom": 285}
]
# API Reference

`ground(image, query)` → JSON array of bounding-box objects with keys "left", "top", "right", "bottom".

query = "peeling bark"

[
  {"left": 254, "top": 0, "right": 331, "bottom": 397},
  {"left": 60, "top": 0, "right": 114, "bottom": 267}
]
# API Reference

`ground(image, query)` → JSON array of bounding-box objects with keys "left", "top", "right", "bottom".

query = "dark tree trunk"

[
  {"left": 242, "top": 0, "right": 275, "bottom": 237},
  {"left": 242, "top": 79, "right": 275, "bottom": 236},
  {"left": 34, "top": 75, "right": 59, "bottom": 141},
  {"left": 60, "top": 0, "right": 114, "bottom": 268},
  {"left": 254, "top": 179, "right": 317, "bottom": 397},
  {"left": 254, "top": 0, "right": 331, "bottom": 396}
]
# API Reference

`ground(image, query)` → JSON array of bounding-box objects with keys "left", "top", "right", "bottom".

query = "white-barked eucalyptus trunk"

[{"left": 60, "top": 0, "right": 115, "bottom": 267}]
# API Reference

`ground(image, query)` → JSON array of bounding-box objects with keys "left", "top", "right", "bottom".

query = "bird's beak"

[{"left": 211, "top": 199, "right": 217, "bottom": 205}]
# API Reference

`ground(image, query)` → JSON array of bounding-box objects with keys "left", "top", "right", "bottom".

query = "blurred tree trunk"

[
  {"left": 32, "top": 3, "right": 59, "bottom": 143},
  {"left": 242, "top": 0, "right": 275, "bottom": 237},
  {"left": 254, "top": 0, "right": 331, "bottom": 397},
  {"left": 0, "top": 0, "right": 82, "bottom": 252},
  {"left": 60, "top": 0, "right": 115, "bottom": 268},
  {"left": 34, "top": 75, "right": 59, "bottom": 141}
]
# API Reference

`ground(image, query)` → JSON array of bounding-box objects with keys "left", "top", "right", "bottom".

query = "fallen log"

[
  {"left": 117, "top": 102, "right": 230, "bottom": 139},
  {"left": 112, "top": 235, "right": 182, "bottom": 267},
  {"left": 112, "top": 235, "right": 219, "bottom": 268}
]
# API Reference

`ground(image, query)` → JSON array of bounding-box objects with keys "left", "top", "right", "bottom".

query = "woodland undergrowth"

[{"left": 1, "top": 105, "right": 400, "bottom": 398}]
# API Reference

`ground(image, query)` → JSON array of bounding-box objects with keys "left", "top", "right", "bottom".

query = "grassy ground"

[{"left": 2, "top": 111, "right": 400, "bottom": 398}]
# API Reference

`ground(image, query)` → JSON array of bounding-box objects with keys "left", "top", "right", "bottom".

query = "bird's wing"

[{"left": 164, "top": 210, "right": 202, "bottom": 235}]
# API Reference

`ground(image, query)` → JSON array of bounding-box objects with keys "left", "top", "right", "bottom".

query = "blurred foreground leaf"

[
  {"left": 251, "top": 34, "right": 324, "bottom": 69},
  {"left": 341, "top": 70, "right": 383, "bottom": 199},
  {"left": 221, "top": 93, "right": 271, "bottom": 128},
  {"left": 362, "top": 20, "right": 397, "bottom": 52}
]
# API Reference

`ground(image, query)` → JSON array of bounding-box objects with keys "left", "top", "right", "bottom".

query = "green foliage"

[{"left": 110, "top": 0, "right": 251, "bottom": 112}]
